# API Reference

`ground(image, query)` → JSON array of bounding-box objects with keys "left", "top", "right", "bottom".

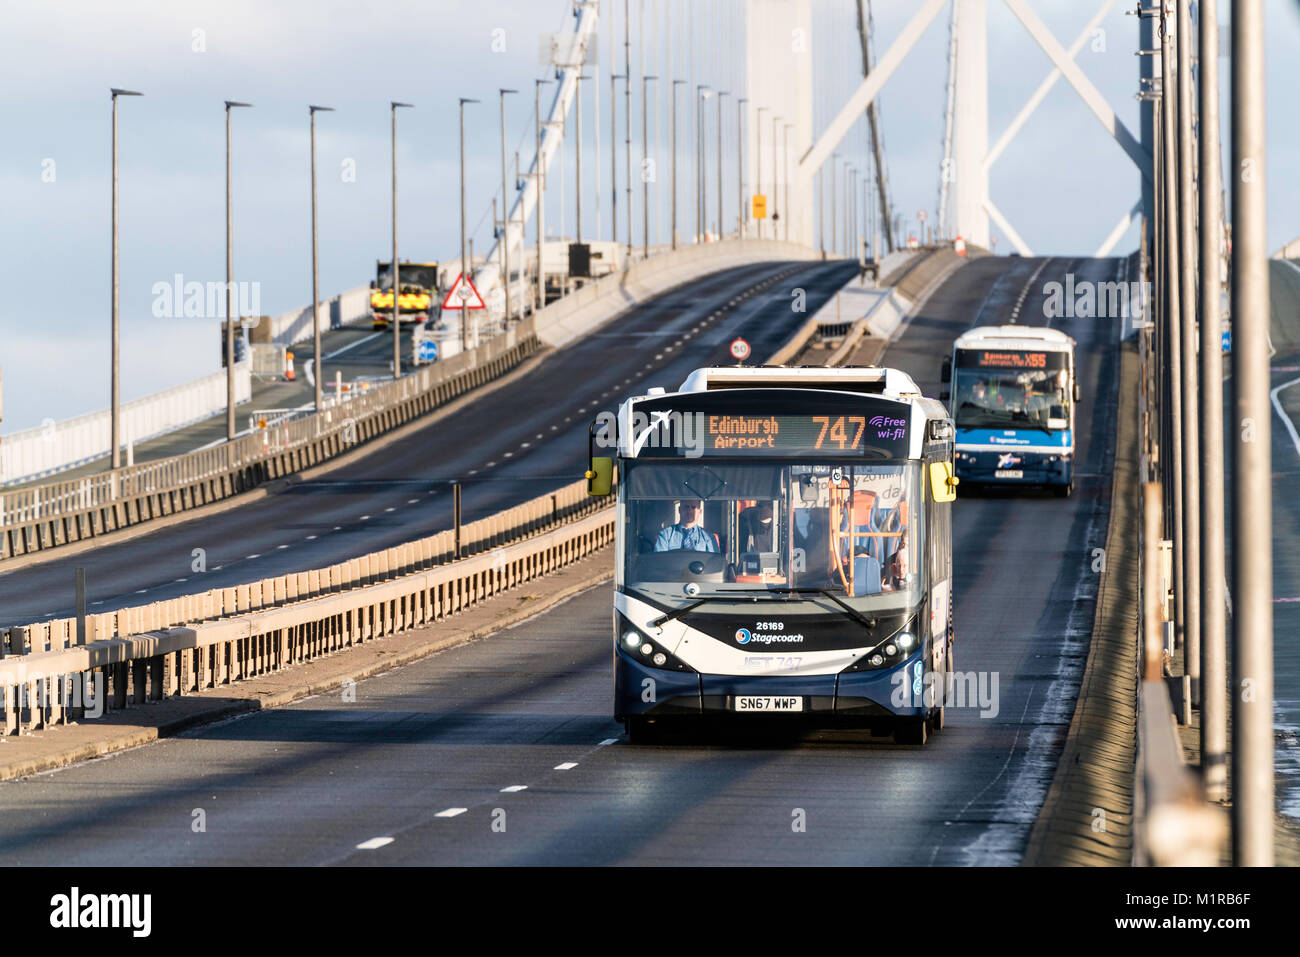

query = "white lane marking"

[
  {"left": 435, "top": 807, "right": 468, "bottom": 818},
  {"left": 355, "top": 836, "right": 394, "bottom": 850},
  {"left": 91, "top": 600, "right": 103, "bottom": 606},
  {"left": 500, "top": 785, "right": 528, "bottom": 793},
  {"left": 332, "top": 526, "right": 342, "bottom": 532},
  {"left": 245, "top": 554, "right": 260, "bottom": 560},
  {"left": 384, "top": 507, "right": 396, "bottom": 512},
  {"left": 553, "top": 762, "right": 578, "bottom": 771},
  {"left": 360, "top": 515, "right": 370, "bottom": 521},
  {"left": 305, "top": 535, "right": 317, "bottom": 541},
  {"left": 174, "top": 578, "right": 187, "bottom": 583},
  {"left": 598, "top": 738, "right": 618, "bottom": 746},
  {"left": 135, "top": 589, "right": 148, "bottom": 594},
  {"left": 276, "top": 544, "right": 289, "bottom": 550},
  {"left": 407, "top": 499, "right": 420, "bottom": 504},
  {"left": 326, "top": 332, "right": 382, "bottom": 359},
  {"left": 1269, "top": 374, "right": 1300, "bottom": 462}
]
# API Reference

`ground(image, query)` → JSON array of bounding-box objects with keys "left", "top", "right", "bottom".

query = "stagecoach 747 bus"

[
  {"left": 940, "top": 325, "right": 1078, "bottom": 496},
  {"left": 585, "top": 366, "right": 959, "bottom": 744}
]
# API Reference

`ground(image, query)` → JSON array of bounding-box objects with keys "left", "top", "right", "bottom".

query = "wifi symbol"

[{"left": 869, "top": 415, "right": 885, "bottom": 427}]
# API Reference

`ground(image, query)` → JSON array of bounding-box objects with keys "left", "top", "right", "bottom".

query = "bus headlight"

[
  {"left": 840, "top": 618, "right": 920, "bottom": 673},
  {"left": 615, "top": 614, "right": 696, "bottom": 673}
]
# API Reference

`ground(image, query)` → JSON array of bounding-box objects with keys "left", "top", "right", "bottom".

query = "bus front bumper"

[
  {"left": 614, "top": 648, "right": 927, "bottom": 720},
  {"left": 953, "top": 450, "right": 1071, "bottom": 486}
]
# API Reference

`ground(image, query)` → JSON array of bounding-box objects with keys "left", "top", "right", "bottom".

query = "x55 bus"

[
  {"left": 941, "top": 325, "right": 1078, "bottom": 495},
  {"left": 586, "top": 366, "right": 958, "bottom": 744}
]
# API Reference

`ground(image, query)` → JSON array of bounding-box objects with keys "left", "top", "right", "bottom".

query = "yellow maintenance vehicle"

[{"left": 370, "top": 261, "right": 438, "bottom": 330}]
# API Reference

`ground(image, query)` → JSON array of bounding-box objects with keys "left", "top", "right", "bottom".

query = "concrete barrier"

[{"left": 0, "top": 488, "right": 616, "bottom": 738}]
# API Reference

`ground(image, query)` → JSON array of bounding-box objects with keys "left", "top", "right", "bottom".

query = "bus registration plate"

[
  {"left": 734, "top": 696, "right": 803, "bottom": 712},
  {"left": 994, "top": 469, "right": 1023, "bottom": 479}
]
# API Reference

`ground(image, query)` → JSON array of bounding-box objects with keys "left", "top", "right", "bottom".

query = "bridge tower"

[{"left": 951, "top": 0, "right": 989, "bottom": 248}]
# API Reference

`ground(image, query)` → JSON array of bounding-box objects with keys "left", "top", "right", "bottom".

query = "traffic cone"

[
  {"left": 285, "top": 350, "right": 295, "bottom": 381},
  {"left": 954, "top": 235, "right": 967, "bottom": 257}
]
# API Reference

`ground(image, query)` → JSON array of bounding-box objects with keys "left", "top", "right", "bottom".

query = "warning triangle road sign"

[{"left": 441, "top": 272, "right": 487, "bottom": 310}]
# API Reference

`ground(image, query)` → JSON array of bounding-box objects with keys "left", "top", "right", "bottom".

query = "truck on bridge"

[{"left": 369, "top": 260, "right": 438, "bottom": 331}]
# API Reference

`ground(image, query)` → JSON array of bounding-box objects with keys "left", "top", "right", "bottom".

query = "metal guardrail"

[{"left": 0, "top": 481, "right": 614, "bottom": 734}]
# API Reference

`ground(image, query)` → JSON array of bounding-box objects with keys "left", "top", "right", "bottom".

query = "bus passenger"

[{"left": 654, "top": 500, "right": 719, "bottom": 553}]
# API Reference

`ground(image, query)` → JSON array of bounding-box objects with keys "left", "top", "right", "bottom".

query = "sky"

[{"left": 1, "top": 0, "right": 1298, "bottom": 434}]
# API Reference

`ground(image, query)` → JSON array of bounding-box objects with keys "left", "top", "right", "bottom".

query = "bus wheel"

[
  {"left": 627, "top": 717, "right": 658, "bottom": 744},
  {"left": 894, "top": 716, "right": 928, "bottom": 746}
]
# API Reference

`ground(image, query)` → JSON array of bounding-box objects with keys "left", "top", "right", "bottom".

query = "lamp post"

[
  {"left": 716, "top": 91, "right": 727, "bottom": 241},
  {"left": 756, "top": 106, "right": 768, "bottom": 239},
  {"left": 697, "top": 85, "right": 711, "bottom": 242},
  {"left": 641, "top": 75, "right": 657, "bottom": 259},
  {"left": 110, "top": 88, "right": 142, "bottom": 469},
  {"left": 308, "top": 105, "right": 333, "bottom": 413},
  {"left": 390, "top": 101, "right": 412, "bottom": 380},
  {"left": 535, "top": 80, "right": 550, "bottom": 312},
  {"left": 498, "top": 89, "right": 516, "bottom": 322},
  {"left": 737, "top": 97, "right": 747, "bottom": 238},
  {"left": 782, "top": 121, "right": 791, "bottom": 242},
  {"left": 459, "top": 97, "right": 479, "bottom": 352},
  {"left": 224, "top": 100, "right": 251, "bottom": 438},
  {"left": 771, "top": 114, "right": 781, "bottom": 242}
]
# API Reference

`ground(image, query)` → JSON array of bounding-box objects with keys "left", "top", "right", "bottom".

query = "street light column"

[
  {"left": 110, "top": 88, "right": 142, "bottom": 469},
  {"left": 225, "top": 100, "right": 251, "bottom": 436}
]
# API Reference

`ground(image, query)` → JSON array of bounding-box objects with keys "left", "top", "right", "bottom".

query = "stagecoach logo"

[
  {"left": 997, "top": 453, "right": 1021, "bottom": 468},
  {"left": 734, "top": 628, "right": 752, "bottom": 645}
]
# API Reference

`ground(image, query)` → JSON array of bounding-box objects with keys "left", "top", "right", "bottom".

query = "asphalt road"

[
  {"left": 0, "top": 259, "right": 857, "bottom": 627},
  {"left": 0, "top": 253, "right": 1128, "bottom": 865}
]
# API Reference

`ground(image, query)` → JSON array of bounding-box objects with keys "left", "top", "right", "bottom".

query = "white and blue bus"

[
  {"left": 940, "top": 325, "right": 1078, "bottom": 496},
  {"left": 586, "top": 366, "right": 958, "bottom": 744}
]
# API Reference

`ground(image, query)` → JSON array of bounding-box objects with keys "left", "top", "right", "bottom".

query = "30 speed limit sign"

[{"left": 729, "top": 337, "right": 751, "bottom": 362}]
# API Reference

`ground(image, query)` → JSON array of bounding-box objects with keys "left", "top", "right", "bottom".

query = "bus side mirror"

[
  {"left": 369, "top": 279, "right": 377, "bottom": 289},
  {"left": 929, "top": 461, "right": 958, "bottom": 502},
  {"left": 586, "top": 457, "right": 614, "bottom": 496},
  {"left": 940, "top": 357, "right": 951, "bottom": 383},
  {"left": 1073, "top": 382, "right": 1080, "bottom": 402}
]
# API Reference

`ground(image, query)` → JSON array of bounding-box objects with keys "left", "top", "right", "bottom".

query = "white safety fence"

[{"left": 1, "top": 361, "right": 251, "bottom": 487}]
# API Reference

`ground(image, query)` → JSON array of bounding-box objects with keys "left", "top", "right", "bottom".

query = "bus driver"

[{"left": 654, "top": 499, "right": 719, "bottom": 553}]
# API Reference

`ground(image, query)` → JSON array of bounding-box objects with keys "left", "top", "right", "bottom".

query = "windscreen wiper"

[
  {"left": 771, "top": 588, "right": 879, "bottom": 630},
  {"left": 647, "top": 590, "right": 802, "bottom": 628},
  {"left": 648, "top": 599, "right": 708, "bottom": 628}
]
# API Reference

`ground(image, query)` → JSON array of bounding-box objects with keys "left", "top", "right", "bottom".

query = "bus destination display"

[
  {"left": 705, "top": 413, "right": 906, "bottom": 454},
  {"left": 957, "top": 349, "right": 1067, "bottom": 370}
]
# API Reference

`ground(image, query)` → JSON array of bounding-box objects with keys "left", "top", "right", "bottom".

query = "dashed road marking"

[
  {"left": 356, "top": 836, "right": 394, "bottom": 850},
  {"left": 554, "top": 762, "right": 578, "bottom": 771},
  {"left": 500, "top": 785, "right": 528, "bottom": 793},
  {"left": 435, "top": 807, "right": 468, "bottom": 818}
]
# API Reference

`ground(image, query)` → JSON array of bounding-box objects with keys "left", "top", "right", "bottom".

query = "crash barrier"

[
  {"left": 0, "top": 482, "right": 616, "bottom": 734},
  {"left": 0, "top": 328, "right": 540, "bottom": 562}
]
